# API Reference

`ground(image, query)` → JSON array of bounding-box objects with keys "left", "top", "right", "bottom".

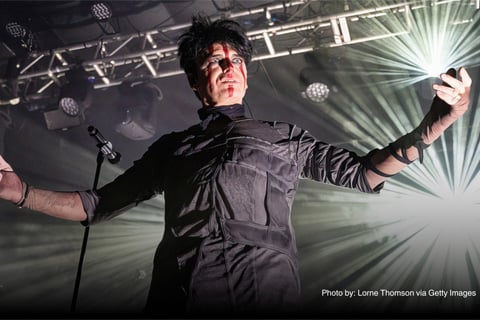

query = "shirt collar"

[{"left": 197, "top": 104, "right": 245, "bottom": 121}]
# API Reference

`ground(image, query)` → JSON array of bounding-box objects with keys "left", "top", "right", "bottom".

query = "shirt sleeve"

[
  {"left": 298, "top": 131, "right": 383, "bottom": 194},
  {"left": 78, "top": 189, "right": 99, "bottom": 226},
  {"left": 79, "top": 133, "right": 177, "bottom": 226}
]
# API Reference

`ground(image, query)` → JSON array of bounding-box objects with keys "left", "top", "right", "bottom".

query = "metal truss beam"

[{"left": 0, "top": 0, "right": 466, "bottom": 99}]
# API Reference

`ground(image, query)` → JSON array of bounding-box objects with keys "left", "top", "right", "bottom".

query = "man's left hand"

[{"left": 432, "top": 67, "right": 472, "bottom": 120}]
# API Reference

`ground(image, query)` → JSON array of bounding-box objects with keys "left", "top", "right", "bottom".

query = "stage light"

[
  {"left": 59, "top": 97, "right": 81, "bottom": 117},
  {"left": 299, "top": 66, "right": 336, "bottom": 104},
  {"left": 45, "top": 85, "right": 88, "bottom": 130},
  {"left": 344, "top": 1, "right": 478, "bottom": 84},
  {"left": 424, "top": 64, "right": 446, "bottom": 78},
  {"left": 5, "top": 22, "right": 26, "bottom": 38},
  {"left": 3, "top": 21, "right": 34, "bottom": 51},
  {"left": 58, "top": 67, "right": 92, "bottom": 117},
  {"left": 302, "top": 82, "right": 330, "bottom": 103},
  {"left": 91, "top": 2, "right": 113, "bottom": 21},
  {"left": 90, "top": 2, "right": 118, "bottom": 35},
  {"left": 43, "top": 67, "right": 92, "bottom": 130},
  {"left": 57, "top": 84, "right": 89, "bottom": 118},
  {"left": 417, "top": 50, "right": 451, "bottom": 78}
]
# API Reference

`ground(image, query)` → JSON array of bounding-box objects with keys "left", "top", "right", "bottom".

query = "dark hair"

[{"left": 178, "top": 15, "right": 253, "bottom": 75}]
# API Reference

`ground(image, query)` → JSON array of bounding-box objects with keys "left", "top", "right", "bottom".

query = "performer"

[{"left": 0, "top": 15, "right": 472, "bottom": 315}]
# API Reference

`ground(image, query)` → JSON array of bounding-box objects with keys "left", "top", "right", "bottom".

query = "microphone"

[{"left": 88, "top": 125, "right": 121, "bottom": 164}]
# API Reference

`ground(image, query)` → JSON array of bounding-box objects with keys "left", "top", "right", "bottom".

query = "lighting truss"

[{"left": 0, "top": 0, "right": 473, "bottom": 97}]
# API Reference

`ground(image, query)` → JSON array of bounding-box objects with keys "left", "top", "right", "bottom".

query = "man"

[{"left": 0, "top": 15, "right": 472, "bottom": 315}]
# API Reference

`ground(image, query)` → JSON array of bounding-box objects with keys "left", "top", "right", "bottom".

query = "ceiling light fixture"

[
  {"left": 5, "top": 22, "right": 26, "bottom": 38},
  {"left": 302, "top": 82, "right": 330, "bottom": 103},
  {"left": 4, "top": 21, "right": 34, "bottom": 51},
  {"left": 59, "top": 96, "right": 81, "bottom": 117},
  {"left": 299, "top": 65, "right": 337, "bottom": 104},
  {"left": 91, "top": 2, "right": 113, "bottom": 21},
  {"left": 44, "top": 66, "right": 93, "bottom": 130}
]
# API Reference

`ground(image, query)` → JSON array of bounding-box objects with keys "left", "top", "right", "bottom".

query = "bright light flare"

[
  {"left": 345, "top": 1, "right": 480, "bottom": 85},
  {"left": 291, "top": 0, "right": 480, "bottom": 313},
  {"left": 422, "top": 55, "right": 450, "bottom": 78}
]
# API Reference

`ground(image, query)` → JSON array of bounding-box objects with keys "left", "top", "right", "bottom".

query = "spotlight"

[
  {"left": 302, "top": 82, "right": 330, "bottom": 103},
  {"left": 5, "top": 22, "right": 26, "bottom": 38},
  {"left": 44, "top": 67, "right": 92, "bottom": 130},
  {"left": 91, "top": 2, "right": 113, "bottom": 21},
  {"left": 59, "top": 97, "right": 81, "bottom": 117},
  {"left": 3, "top": 21, "right": 34, "bottom": 51},
  {"left": 420, "top": 53, "right": 449, "bottom": 78},
  {"left": 57, "top": 81, "right": 90, "bottom": 118},
  {"left": 90, "top": 2, "right": 118, "bottom": 35},
  {"left": 299, "top": 66, "right": 337, "bottom": 104}
]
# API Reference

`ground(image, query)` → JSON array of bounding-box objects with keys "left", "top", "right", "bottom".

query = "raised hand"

[{"left": 432, "top": 67, "right": 472, "bottom": 119}]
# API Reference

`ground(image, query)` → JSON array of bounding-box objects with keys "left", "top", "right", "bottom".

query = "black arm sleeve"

[
  {"left": 79, "top": 133, "right": 178, "bottom": 225},
  {"left": 300, "top": 135, "right": 381, "bottom": 194}
]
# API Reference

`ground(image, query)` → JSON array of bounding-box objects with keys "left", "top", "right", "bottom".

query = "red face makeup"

[
  {"left": 195, "top": 43, "right": 248, "bottom": 107},
  {"left": 222, "top": 44, "right": 234, "bottom": 97}
]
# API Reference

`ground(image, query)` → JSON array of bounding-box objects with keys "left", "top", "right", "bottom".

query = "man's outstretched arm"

[
  {"left": 365, "top": 67, "right": 472, "bottom": 189},
  {"left": 0, "top": 155, "right": 87, "bottom": 221}
]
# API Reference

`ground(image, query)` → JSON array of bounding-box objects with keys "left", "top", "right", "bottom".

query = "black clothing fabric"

[
  {"left": 79, "top": 105, "right": 381, "bottom": 314},
  {"left": 197, "top": 103, "right": 245, "bottom": 120}
]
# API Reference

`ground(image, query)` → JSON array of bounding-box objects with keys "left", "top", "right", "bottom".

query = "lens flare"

[{"left": 291, "top": 0, "right": 480, "bottom": 313}]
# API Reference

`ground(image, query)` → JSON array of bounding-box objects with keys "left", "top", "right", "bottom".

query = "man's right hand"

[
  {"left": 0, "top": 154, "right": 87, "bottom": 221},
  {"left": 0, "top": 155, "right": 24, "bottom": 204}
]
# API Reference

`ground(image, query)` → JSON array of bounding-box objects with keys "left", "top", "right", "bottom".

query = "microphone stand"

[{"left": 70, "top": 148, "right": 105, "bottom": 312}]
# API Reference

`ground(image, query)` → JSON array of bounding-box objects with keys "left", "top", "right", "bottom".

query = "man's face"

[{"left": 192, "top": 42, "right": 248, "bottom": 107}]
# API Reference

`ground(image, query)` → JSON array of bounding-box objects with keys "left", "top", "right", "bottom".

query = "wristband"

[{"left": 15, "top": 182, "right": 30, "bottom": 208}]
